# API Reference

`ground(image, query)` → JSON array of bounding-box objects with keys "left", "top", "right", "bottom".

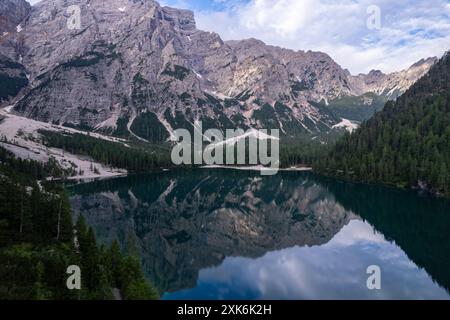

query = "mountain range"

[
  {"left": 317, "top": 51, "right": 450, "bottom": 196},
  {"left": 0, "top": 0, "right": 438, "bottom": 143}
]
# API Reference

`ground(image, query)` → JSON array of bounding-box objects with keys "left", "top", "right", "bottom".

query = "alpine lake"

[{"left": 68, "top": 169, "right": 450, "bottom": 300}]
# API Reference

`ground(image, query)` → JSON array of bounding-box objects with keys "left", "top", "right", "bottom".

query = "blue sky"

[
  {"left": 29, "top": 0, "right": 450, "bottom": 74},
  {"left": 161, "top": 0, "right": 450, "bottom": 74}
]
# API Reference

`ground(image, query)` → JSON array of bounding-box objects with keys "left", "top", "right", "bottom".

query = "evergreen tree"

[
  {"left": 316, "top": 52, "right": 450, "bottom": 197},
  {"left": 0, "top": 148, "right": 158, "bottom": 300}
]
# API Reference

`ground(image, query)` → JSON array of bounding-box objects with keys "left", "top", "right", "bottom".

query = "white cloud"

[
  {"left": 193, "top": 0, "right": 450, "bottom": 74},
  {"left": 167, "top": 219, "right": 450, "bottom": 300},
  {"left": 26, "top": 0, "right": 450, "bottom": 74}
]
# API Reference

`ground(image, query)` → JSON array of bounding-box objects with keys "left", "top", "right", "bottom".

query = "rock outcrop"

[{"left": 0, "top": 0, "right": 436, "bottom": 141}]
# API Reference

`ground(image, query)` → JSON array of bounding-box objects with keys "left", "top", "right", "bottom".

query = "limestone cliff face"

[
  {"left": 348, "top": 57, "right": 438, "bottom": 99},
  {"left": 0, "top": 0, "right": 30, "bottom": 103},
  {"left": 0, "top": 0, "right": 30, "bottom": 33},
  {"left": 0, "top": 0, "right": 436, "bottom": 140}
]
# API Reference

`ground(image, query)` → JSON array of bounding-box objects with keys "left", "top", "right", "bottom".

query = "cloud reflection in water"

[{"left": 165, "top": 220, "right": 449, "bottom": 300}]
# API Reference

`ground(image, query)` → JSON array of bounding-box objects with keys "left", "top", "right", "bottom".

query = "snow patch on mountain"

[{"left": 332, "top": 118, "right": 359, "bottom": 133}]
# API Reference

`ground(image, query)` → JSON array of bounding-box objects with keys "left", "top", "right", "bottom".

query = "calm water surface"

[{"left": 69, "top": 169, "right": 450, "bottom": 300}]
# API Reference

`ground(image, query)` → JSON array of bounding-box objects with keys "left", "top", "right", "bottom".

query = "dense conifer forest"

[
  {"left": 315, "top": 53, "right": 450, "bottom": 196},
  {"left": 39, "top": 130, "right": 172, "bottom": 172},
  {"left": 0, "top": 147, "right": 158, "bottom": 299}
]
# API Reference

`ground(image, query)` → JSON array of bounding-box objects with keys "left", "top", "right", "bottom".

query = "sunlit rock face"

[
  {"left": 70, "top": 170, "right": 357, "bottom": 292},
  {"left": 0, "top": 0, "right": 434, "bottom": 140},
  {"left": 0, "top": 0, "right": 30, "bottom": 34},
  {"left": 0, "top": 0, "right": 30, "bottom": 101},
  {"left": 348, "top": 57, "right": 438, "bottom": 99}
]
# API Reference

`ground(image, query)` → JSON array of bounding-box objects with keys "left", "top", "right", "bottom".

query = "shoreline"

[{"left": 200, "top": 165, "right": 313, "bottom": 172}]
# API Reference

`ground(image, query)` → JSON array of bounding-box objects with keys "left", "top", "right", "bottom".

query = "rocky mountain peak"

[
  {"left": 160, "top": 5, "right": 196, "bottom": 32},
  {"left": 368, "top": 69, "right": 384, "bottom": 77},
  {"left": 0, "top": 0, "right": 439, "bottom": 142},
  {"left": 410, "top": 57, "right": 438, "bottom": 69},
  {"left": 348, "top": 58, "right": 437, "bottom": 100}
]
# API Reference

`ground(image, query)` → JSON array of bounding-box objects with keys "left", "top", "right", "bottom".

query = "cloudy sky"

[{"left": 29, "top": 0, "right": 450, "bottom": 74}]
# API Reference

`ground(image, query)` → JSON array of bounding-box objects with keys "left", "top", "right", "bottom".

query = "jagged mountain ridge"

[
  {"left": 349, "top": 57, "right": 438, "bottom": 98},
  {"left": 317, "top": 52, "right": 450, "bottom": 196},
  {"left": 0, "top": 0, "right": 436, "bottom": 142}
]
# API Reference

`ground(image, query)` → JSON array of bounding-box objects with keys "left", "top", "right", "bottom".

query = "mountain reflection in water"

[{"left": 69, "top": 169, "right": 450, "bottom": 300}]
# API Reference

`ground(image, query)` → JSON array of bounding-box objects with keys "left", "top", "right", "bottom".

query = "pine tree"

[{"left": 316, "top": 52, "right": 450, "bottom": 196}]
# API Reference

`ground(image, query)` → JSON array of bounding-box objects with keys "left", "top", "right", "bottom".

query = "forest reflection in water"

[{"left": 69, "top": 169, "right": 450, "bottom": 300}]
